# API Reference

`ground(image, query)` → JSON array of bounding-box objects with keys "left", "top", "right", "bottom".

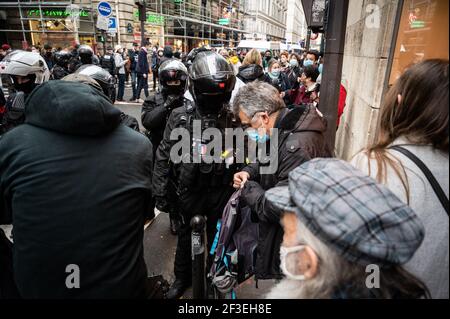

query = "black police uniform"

[{"left": 152, "top": 100, "right": 239, "bottom": 284}]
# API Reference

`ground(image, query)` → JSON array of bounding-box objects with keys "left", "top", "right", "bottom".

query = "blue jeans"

[
  {"left": 117, "top": 74, "right": 125, "bottom": 100},
  {"left": 136, "top": 73, "right": 149, "bottom": 100},
  {"left": 131, "top": 71, "right": 138, "bottom": 100}
]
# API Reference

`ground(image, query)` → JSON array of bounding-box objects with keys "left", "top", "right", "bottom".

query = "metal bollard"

[{"left": 191, "top": 215, "right": 206, "bottom": 299}]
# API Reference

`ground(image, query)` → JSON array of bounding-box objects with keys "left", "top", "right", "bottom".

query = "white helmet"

[{"left": 2, "top": 50, "right": 50, "bottom": 84}]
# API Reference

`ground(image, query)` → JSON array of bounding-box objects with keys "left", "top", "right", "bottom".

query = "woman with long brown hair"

[{"left": 352, "top": 59, "right": 449, "bottom": 299}]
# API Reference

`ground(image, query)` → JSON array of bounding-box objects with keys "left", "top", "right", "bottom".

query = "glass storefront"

[
  {"left": 389, "top": 0, "right": 449, "bottom": 84},
  {"left": 0, "top": 1, "right": 96, "bottom": 50}
]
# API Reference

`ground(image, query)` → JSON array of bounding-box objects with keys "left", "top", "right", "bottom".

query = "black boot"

[
  {"left": 165, "top": 279, "right": 191, "bottom": 299},
  {"left": 170, "top": 216, "right": 181, "bottom": 235}
]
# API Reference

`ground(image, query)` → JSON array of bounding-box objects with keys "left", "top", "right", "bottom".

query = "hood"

[
  {"left": 25, "top": 80, "right": 121, "bottom": 136},
  {"left": 238, "top": 64, "right": 264, "bottom": 82},
  {"left": 277, "top": 104, "right": 327, "bottom": 134}
]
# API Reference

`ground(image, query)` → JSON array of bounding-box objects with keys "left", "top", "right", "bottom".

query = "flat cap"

[{"left": 266, "top": 158, "right": 425, "bottom": 267}]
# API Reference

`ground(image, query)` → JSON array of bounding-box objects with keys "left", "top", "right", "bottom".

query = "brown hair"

[
  {"left": 242, "top": 48, "right": 263, "bottom": 67},
  {"left": 364, "top": 59, "right": 449, "bottom": 201},
  {"left": 280, "top": 51, "right": 289, "bottom": 59},
  {"left": 289, "top": 52, "right": 301, "bottom": 62}
]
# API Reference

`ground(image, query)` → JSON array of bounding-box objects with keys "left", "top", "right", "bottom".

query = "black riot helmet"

[
  {"left": 54, "top": 50, "right": 72, "bottom": 67},
  {"left": 77, "top": 45, "right": 94, "bottom": 64},
  {"left": 158, "top": 59, "right": 189, "bottom": 97},
  {"left": 75, "top": 64, "right": 115, "bottom": 97},
  {"left": 189, "top": 50, "right": 236, "bottom": 115}
]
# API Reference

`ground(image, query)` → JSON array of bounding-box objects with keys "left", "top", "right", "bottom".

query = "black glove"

[
  {"left": 155, "top": 197, "right": 170, "bottom": 213},
  {"left": 164, "top": 95, "right": 182, "bottom": 111}
]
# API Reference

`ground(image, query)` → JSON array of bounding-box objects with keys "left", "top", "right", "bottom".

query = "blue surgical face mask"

[
  {"left": 247, "top": 129, "right": 270, "bottom": 143},
  {"left": 270, "top": 70, "right": 281, "bottom": 78},
  {"left": 318, "top": 64, "right": 323, "bottom": 74},
  {"left": 290, "top": 59, "right": 299, "bottom": 68},
  {"left": 303, "top": 59, "right": 314, "bottom": 67}
]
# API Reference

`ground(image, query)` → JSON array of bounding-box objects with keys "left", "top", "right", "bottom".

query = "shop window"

[{"left": 389, "top": 0, "right": 449, "bottom": 84}]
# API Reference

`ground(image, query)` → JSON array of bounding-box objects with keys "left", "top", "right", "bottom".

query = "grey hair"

[
  {"left": 232, "top": 81, "right": 286, "bottom": 118},
  {"left": 267, "top": 218, "right": 429, "bottom": 299}
]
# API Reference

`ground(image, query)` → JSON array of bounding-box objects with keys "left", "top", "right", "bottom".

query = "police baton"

[{"left": 191, "top": 215, "right": 206, "bottom": 299}]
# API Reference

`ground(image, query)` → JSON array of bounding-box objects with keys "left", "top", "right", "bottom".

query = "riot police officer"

[
  {"left": 152, "top": 50, "right": 238, "bottom": 299},
  {"left": 71, "top": 64, "right": 140, "bottom": 132},
  {"left": 100, "top": 46, "right": 116, "bottom": 76},
  {"left": 51, "top": 49, "right": 71, "bottom": 80},
  {"left": 141, "top": 59, "right": 189, "bottom": 235},
  {"left": 0, "top": 50, "right": 50, "bottom": 134},
  {"left": 68, "top": 44, "right": 96, "bottom": 74}
]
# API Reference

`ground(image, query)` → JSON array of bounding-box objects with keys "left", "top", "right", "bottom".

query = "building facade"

[
  {"left": 285, "top": 0, "right": 307, "bottom": 46},
  {"left": 336, "top": 0, "right": 449, "bottom": 159},
  {"left": 0, "top": 0, "right": 248, "bottom": 53},
  {"left": 243, "top": 0, "right": 288, "bottom": 41}
]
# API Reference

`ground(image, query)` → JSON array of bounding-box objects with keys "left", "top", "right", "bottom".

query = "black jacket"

[
  {"left": 0, "top": 81, "right": 153, "bottom": 298},
  {"left": 263, "top": 72, "right": 291, "bottom": 93},
  {"left": 237, "top": 64, "right": 265, "bottom": 84},
  {"left": 240, "top": 104, "right": 332, "bottom": 280},
  {"left": 141, "top": 91, "right": 184, "bottom": 156},
  {"left": 285, "top": 66, "right": 302, "bottom": 89},
  {"left": 152, "top": 102, "right": 238, "bottom": 214}
]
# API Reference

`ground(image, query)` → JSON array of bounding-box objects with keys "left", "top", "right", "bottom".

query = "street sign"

[
  {"left": 96, "top": 15, "right": 109, "bottom": 30},
  {"left": 108, "top": 17, "right": 117, "bottom": 32},
  {"left": 97, "top": 1, "right": 112, "bottom": 18}
]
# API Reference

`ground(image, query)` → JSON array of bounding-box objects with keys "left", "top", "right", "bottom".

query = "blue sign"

[
  {"left": 97, "top": 1, "right": 112, "bottom": 17},
  {"left": 108, "top": 17, "right": 117, "bottom": 31}
]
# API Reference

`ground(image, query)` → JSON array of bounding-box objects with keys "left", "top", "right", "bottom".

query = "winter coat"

[
  {"left": 240, "top": 104, "right": 332, "bottom": 280},
  {"left": 263, "top": 72, "right": 291, "bottom": 93},
  {"left": 237, "top": 64, "right": 265, "bottom": 84},
  {"left": 137, "top": 47, "right": 149, "bottom": 74},
  {"left": 0, "top": 81, "right": 153, "bottom": 298}
]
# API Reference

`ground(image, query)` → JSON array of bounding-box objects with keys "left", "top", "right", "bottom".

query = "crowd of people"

[{"left": 0, "top": 40, "right": 448, "bottom": 300}]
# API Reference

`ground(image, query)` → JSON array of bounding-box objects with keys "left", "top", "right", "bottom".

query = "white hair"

[{"left": 266, "top": 220, "right": 363, "bottom": 299}]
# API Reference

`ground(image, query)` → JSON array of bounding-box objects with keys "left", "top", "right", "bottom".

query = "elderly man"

[
  {"left": 265, "top": 159, "right": 429, "bottom": 299},
  {"left": 232, "top": 81, "right": 331, "bottom": 281}
]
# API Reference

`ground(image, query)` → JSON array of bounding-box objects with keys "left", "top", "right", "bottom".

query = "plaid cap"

[{"left": 265, "top": 158, "right": 425, "bottom": 267}]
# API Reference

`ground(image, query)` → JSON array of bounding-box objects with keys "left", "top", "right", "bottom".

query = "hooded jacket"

[
  {"left": 237, "top": 64, "right": 265, "bottom": 84},
  {"left": 241, "top": 104, "right": 332, "bottom": 280},
  {"left": 0, "top": 81, "right": 153, "bottom": 298}
]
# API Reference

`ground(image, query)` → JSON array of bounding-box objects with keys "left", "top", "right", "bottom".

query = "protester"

[
  {"left": 279, "top": 51, "right": 289, "bottom": 71},
  {"left": 0, "top": 80, "right": 152, "bottom": 298},
  {"left": 237, "top": 48, "right": 265, "bottom": 84},
  {"left": 151, "top": 48, "right": 164, "bottom": 92},
  {"left": 232, "top": 81, "right": 331, "bottom": 280},
  {"left": 282, "top": 65, "right": 320, "bottom": 106},
  {"left": 128, "top": 42, "right": 140, "bottom": 102},
  {"left": 263, "top": 59, "right": 291, "bottom": 93},
  {"left": 42, "top": 44, "right": 54, "bottom": 70},
  {"left": 0, "top": 44, "right": 12, "bottom": 62},
  {"left": 265, "top": 159, "right": 429, "bottom": 299},
  {"left": 285, "top": 53, "right": 302, "bottom": 89},
  {"left": 263, "top": 50, "right": 272, "bottom": 72},
  {"left": 228, "top": 50, "right": 242, "bottom": 75},
  {"left": 303, "top": 50, "right": 320, "bottom": 67},
  {"left": 136, "top": 41, "right": 151, "bottom": 101},
  {"left": 351, "top": 59, "right": 449, "bottom": 299},
  {"left": 114, "top": 45, "right": 127, "bottom": 102}
]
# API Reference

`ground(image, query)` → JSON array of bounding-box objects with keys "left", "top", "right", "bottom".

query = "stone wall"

[{"left": 336, "top": 0, "right": 400, "bottom": 160}]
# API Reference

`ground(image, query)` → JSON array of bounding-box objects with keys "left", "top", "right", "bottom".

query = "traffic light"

[{"left": 135, "top": 0, "right": 146, "bottom": 22}]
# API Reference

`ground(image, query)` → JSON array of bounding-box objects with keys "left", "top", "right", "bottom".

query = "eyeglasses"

[{"left": 280, "top": 245, "right": 308, "bottom": 281}]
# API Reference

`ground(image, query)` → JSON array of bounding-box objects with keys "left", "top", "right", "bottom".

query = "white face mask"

[{"left": 280, "top": 245, "right": 308, "bottom": 281}]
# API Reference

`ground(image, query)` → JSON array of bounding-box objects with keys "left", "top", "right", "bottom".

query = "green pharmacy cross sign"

[
  {"left": 27, "top": 9, "right": 89, "bottom": 18},
  {"left": 133, "top": 11, "right": 164, "bottom": 25}
]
